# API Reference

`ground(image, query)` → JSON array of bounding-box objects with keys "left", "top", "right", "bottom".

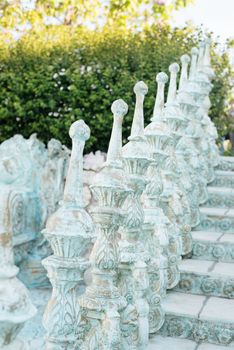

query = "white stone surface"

[
  {"left": 208, "top": 186, "right": 234, "bottom": 194},
  {"left": 200, "top": 207, "right": 229, "bottom": 217},
  {"left": 215, "top": 170, "right": 234, "bottom": 176},
  {"left": 219, "top": 233, "right": 234, "bottom": 243},
  {"left": 198, "top": 343, "right": 234, "bottom": 350},
  {"left": 200, "top": 297, "right": 234, "bottom": 323},
  {"left": 192, "top": 230, "right": 223, "bottom": 242},
  {"left": 162, "top": 291, "right": 205, "bottom": 318},
  {"left": 148, "top": 336, "right": 197, "bottom": 350},
  {"left": 212, "top": 262, "right": 234, "bottom": 278},
  {"left": 179, "top": 259, "right": 214, "bottom": 274},
  {"left": 226, "top": 208, "right": 234, "bottom": 217}
]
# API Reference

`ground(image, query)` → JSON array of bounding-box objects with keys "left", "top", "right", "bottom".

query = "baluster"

[
  {"left": 42, "top": 120, "right": 94, "bottom": 350},
  {"left": 79, "top": 99, "right": 130, "bottom": 349},
  {"left": 0, "top": 190, "right": 37, "bottom": 350},
  {"left": 161, "top": 62, "right": 193, "bottom": 255},
  {"left": 144, "top": 72, "right": 180, "bottom": 294}
]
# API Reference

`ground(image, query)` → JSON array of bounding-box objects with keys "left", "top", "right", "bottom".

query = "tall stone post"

[
  {"left": 0, "top": 189, "right": 37, "bottom": 349},
  {"left": 144, "top": 72, "right": 181, "bottom": 292},
  {"left": 79, "top": 99, "right": 130, "bottom": 349},
  {"left": 42, "top": 120, "right": 94, "bottom": 350}
]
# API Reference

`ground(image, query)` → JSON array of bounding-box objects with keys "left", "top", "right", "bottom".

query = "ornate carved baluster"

[
  {"left": 164, "top": 61, "right": 201, "bottom": 229},
  {"left": 187, "top": 46, "right": 216, "bottom": 183},
  {"left": 42, "top": 120, "right": 94, "bottom": 350},
  {"left": 79, "top": 99, "right": 130, "bottom": 350},
  {"left": 0, "top": 190, "right": 37, "bottom": 349},
  {"left": 144, "top": 72, "right": 180, "bottom": 294},
  {"left": 177, "top": 53, "right": 210, "bottom": 205},
  {"left": 118, "top": 81, "right": 164, "bottom": 345},
  {"left": 161, "top": 63, "right": 193, "bottom": 255}
]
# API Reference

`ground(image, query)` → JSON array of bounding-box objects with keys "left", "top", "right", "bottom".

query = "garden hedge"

[{"left": 0, "top": 25, "right": 232, "bottom": 152}]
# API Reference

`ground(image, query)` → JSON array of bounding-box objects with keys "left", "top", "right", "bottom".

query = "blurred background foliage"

[{"left": 0, "top": 0, "right": 233, "bottom": 152}]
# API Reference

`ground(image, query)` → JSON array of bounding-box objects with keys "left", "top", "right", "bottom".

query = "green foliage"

[
  {"left": 0, "top": 0, "right": 194, "bottom": 38},
  {"left": 0, "top": 25, "right": 233, "bottom": 152}
]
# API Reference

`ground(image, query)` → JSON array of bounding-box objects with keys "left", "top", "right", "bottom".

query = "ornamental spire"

[
  {"left": 179, "top": 54, "right": 190, "bottom": 91},
  {"left": 63, "top": 120, "right": 90, "bottom": 207},
  {"left": 130, "top": 81, "right": 148, "bottom": 139},
  {"left": 189, "top": 47, "right": 198, "bottom": 80},
  {"left": 106, "top": 99, "right": 128, "bottom": 166},
  {"left": 152, "top": 72, "right": 168, "bottom": 121},
  {"left": 167, "top": 62, "right": 180, "bottom": 105}
]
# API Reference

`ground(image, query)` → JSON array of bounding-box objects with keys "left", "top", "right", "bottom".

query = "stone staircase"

[{"left": 149, "top": 168, "right": 234, "bottom": 349}]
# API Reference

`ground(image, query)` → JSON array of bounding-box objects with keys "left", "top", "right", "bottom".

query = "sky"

[{"left": 172, "top": 0, "right": 234, "bottom": 42}]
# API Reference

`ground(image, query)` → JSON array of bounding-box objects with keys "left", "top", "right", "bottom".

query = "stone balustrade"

[{"left": 0, "top": 38, "right": 225, "bottom": 349}]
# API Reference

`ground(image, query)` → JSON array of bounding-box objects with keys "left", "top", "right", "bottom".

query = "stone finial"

[
  {"left": 179, "top": 54, "right": 190, "bottom": 91},
  {"left": 152, "top": 72, "right": 168, "bottom": 121},
  {"left": 189, "top": 47, "right": 198, "bottom": 80},
  {"left": 130, "top": 81, "right": 148, "bottom": 139},
  {"left": 203, "top": 38, "right": 212, "bottom": 67},
  {"left": 197, "top": 41, "right": 205, "bottom": 70},
  {"left": 166, "top": 63, "right": 180, "bottom": 105},
  {"left": 63, "top": 120, "right": 90, "bottom": 207},
  {"left": 106, "top": 99, "right": 128, "bottom": 166}
]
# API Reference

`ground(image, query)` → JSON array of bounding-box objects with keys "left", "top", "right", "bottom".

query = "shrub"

[{"left": 0, "top": 25, "right": 233, "bottom": 152}]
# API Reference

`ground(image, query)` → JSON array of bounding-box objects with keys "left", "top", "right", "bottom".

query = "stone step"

[
  {"left": 173, "top": 259, "right": 234, "bottom": 299},
  {"left": 206, "top": 186, "right": 234, "bottom": 208},
  {"left": 191, "top": 230, "right": 234, "bottom": 262},
  {"left": 159, "top": 291, "right": 234, "bottom": 346},
  {"left": 196, "top": 207, "right": 234, "bottom": 233},
  {"left": 212, "top": 170, "right": 234, "bottom": 188},
  {"left": 218, "top": 156, "right": 234, "bottom": 172},
  {"left": 148, "top": 335, "right": 234, "bottom": 349}
]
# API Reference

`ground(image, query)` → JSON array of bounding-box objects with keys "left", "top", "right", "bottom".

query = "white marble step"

[
  {"left": 163, "top": 291, "right": 234, "bottom": 323},
  {"left": 148, "top": 336, "right": 234, "bottom": 349},
  {"left": 212, "top": 170, "right": 234, "bottom": 187},
  {"left": 192, "top": 230, "right": 234, "bottom": 262},
  {"left": 196, "top": 207, "right": 234, "bottom": 233},
  {"left": 159, "top": 291, "right": 234, "bottom": 346},
  {"left": 174, "top": 259, "right": 234, "bottom": 298}
]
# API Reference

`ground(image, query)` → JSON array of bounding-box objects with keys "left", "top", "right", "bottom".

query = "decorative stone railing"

[{"left": 0, "top": 38, "right": 222, "bottom": 349}]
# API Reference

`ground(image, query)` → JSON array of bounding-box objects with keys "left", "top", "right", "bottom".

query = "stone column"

[
  {"left": 79, "top": 99, "right": 130, "bottom": 350},
  {"left": 42, "top": 120, "right": 94, "bottom": 350}
]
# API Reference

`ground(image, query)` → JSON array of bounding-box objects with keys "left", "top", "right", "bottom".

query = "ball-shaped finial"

[
  {"left": 69, "top": 119, "right": 90, "bottom": 141},
  {"left": 180, "top": 54, "right": 190, "bottom": 64},
  {"left": 133, "top": 81, "right": 148, "bottom": 96},
  {"left": 191, "top": 47, "right": 199, "bottom": 55},
  {"left": 111, "top": 99, "right": 128, "bottom": 117},
  {"left": 156, "top": 72, "right": 168, "bottom": 84},
  {"left": 169, "top": 62, "right": 180, "bottom": 73}
]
